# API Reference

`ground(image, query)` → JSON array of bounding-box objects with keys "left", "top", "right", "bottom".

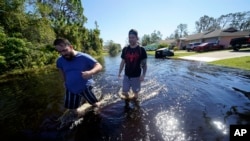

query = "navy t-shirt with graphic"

[{"left": 121, "top": 46, "right": 147, "bottom": 77}]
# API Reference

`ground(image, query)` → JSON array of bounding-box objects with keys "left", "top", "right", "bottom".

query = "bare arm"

[
  {"left": 118, "top": 59, "right": 125, "bottom": 77},
  {"left": 140, "top": 59, "right": 147, "bottom": 80},
  {"left": 82, "top": 62, "right": 103, "bottom": 79},
  {"left": 89, "top": 62, "right": 103, "bottom": 75}
]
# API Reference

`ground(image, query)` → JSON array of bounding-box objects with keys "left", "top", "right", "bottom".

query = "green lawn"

[
  {"left": 170, "top": 51, "right": 196, "bottom": 59},
  {"left": 147, "top": 50, "right": 250, "bottom": 71},
  {"left": 209, "top": 56, "right": 250, "bottom": 71},
  {"left": 146, "top": 51, "right": 155, "bottom": 55},
  {"left": 146, "top": 50, "right": 196, "bottom": 58}
]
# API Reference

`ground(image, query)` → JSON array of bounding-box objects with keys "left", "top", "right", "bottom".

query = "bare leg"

[
  {"left": 93, "top": 101, "right": 101, "bottom": 107},
  {"left": 131, "top": 92, "right": 140, "bottom": 108},
  {"left": 122, "top": 92, "right": 130, "bottom": 107},
  {"left": 122, "top": 92, "right": 129, "bottom": 99},
  {"left": 132, "top": 92, "right": 138, "bottom": 100}
]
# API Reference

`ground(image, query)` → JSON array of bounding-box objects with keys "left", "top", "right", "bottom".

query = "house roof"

[
  {"left": 158, "top": 39, "right": 176, "bottom": 44},
  {"left": 184, "top": 33, "right": 203, "bottom": 41},
  {"left": 184, "top": 27, "right": 250, "bottom": 41},
  {"left": 219, "top": 30, "right": 250, "bottom": 37},
  {"left": 222, "top": 27, "right": 238, "bottom": 32}
]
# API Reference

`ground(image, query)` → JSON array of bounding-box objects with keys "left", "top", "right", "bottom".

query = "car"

[
  {"left": 194, "top": 42, "right": 224, "bottom": 52},
  {"left": 155, "top": 48, "right": 174, "bottom": 58},
  {"left": 186, "top": 42, "right": 201, "bottom": 52},
  {"left": 229, "top": 35, "right": 250, "bottom": 51}
]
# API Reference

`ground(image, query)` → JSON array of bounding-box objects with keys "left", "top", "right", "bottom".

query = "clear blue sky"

[{"left": 82, "top": 0, "right": 249, "bottom": 47}]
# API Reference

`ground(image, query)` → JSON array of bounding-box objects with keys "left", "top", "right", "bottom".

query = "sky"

[{"left": 81, "top": 0, "right": 250, "bottom": 47}]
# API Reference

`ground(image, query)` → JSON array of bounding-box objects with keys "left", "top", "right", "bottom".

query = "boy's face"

[
  {"left": 129, "top": 34, "right": 138, "bottom": 46},
  {"left": 55, "top": 44, "right": 74, "bottom": 60}
]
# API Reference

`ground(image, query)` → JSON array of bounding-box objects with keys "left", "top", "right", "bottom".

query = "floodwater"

[{"left": 0, "top": 54, "right": 250, "bottom": 141}]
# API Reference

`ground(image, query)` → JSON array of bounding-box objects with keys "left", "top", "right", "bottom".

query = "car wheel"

[{"left": 232, "top": 45, "right": 239, "bottom": 51}]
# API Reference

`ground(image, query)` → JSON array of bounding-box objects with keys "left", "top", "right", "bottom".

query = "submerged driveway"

[{"left": 179, "top": 49, "right": 250, "bottom": 62}]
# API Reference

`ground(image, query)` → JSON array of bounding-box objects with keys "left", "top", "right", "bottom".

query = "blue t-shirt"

[{"left": 56, "top": 52, "right": 97, "bottom": 94}]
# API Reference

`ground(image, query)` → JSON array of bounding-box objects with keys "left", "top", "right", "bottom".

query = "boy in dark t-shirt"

[{"left": 118, "top": 29, "right": 147, "bottom": 105}]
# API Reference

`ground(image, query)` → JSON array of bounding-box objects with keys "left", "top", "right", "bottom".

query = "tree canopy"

[
  {"left": 195, "top": 11, "right": 250, "bottom": 33},
  {"left": 0, "top": 0, "right": 103, "bottom": 74},
  {"left": 167, "top": 11, "right": 250, "bottom": 39}
]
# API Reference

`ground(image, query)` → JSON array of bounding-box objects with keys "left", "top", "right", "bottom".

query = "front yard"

[
  {"left": 209, "top": 56, "right": 250, "bottom": 71},
  {"left": 146, "top": 50, "right": 196, "bottom": 58},
  {"left": 146, "top": 50, "right": 250, "bottom": 71}
]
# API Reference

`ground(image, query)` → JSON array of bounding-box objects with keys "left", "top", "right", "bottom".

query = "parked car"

[
  {"left": 186, "top": 42, "right": 201, "bottom": 52},
  {"left": 194, "top": 42, "right": 224, "bottom": 52},
  {"left": 155, "top": 48, "right": 174, "bottom": 58},
  {"left": 229, "top": 34, "right": 250, "bottom": 51}
]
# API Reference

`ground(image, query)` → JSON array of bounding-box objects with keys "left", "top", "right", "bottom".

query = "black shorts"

[{"left": 64, "top": 86, "right": 98, "bottom": 109}]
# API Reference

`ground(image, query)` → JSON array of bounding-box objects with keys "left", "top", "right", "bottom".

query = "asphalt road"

[{"left": 179, "top": 49, "right": 250, "bottom": 62}]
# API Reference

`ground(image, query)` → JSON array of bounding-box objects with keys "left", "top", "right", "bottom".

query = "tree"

[
  {"left": 89, "top": 21, "right": 103, "bottom": 55},
  {"left": 197, "top": 12, "right": 250, "bottom": 32},
  {"left": 0, "top": 26, "right": 7, "bottom": 73},
  {"left": 2, "top": 38, "right": 30, "bottom": 70},
  {"left": 168, "top": 23, "right": 188, "bottom": 39},
  {"left": 150, "top": 30, "right": 162, "bottom": 43},
  {"left": 23, "top": 16, "right": 56, "bottom": 44},
  {"left": 229, "top": 11, "right": 250, "bottom": 30},
  {"left": 174, "top": 29, "right": 179, "bottom": 39},
  {"left": 177, "top": 24, "right": 188, "bottom": 38},
  {"left": 106, "top": 40, "right": 121, "bottom": 57},
  {"left": 141, "top": 30, "right": 162, "bottom": 46},
  {"left": 165, "top": 34, "right": 175, "bottom": 39},
  {"left": 0, "top": 0, "right": 29, "bottom": 38},
  {"left": 35, "top": 0, "right": 87, "bottom": 50},
  {"left": 141, "top": 34, "right": 151, "bottom": 46},
  {"left": 0, "top": 0, "right": 105, "bottom": 74},
  {"left": 195, "top": 15, "right": 218, "bottom": 33},
  {"left": 217, "top": 14, "right": 233, "bottom": 29}
]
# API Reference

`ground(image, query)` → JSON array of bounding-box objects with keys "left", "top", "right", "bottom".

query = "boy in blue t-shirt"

[{"left": 54, "top": 38, "right": 102, "bottom": 116}]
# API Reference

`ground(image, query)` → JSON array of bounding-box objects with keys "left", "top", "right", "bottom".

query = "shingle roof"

[
  {"left": 184, "top": 27, "right": 250, "bottom": 41},
  {"left": 158, "top": 39, "right": 176, "bottom": 44},
  {"left": 219, "top": 30, "right": 250, "bottom": 36},
  {"left": 185, "top": 33, "right": 204, "bottom": 41}
]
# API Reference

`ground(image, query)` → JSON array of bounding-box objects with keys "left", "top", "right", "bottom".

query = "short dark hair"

[
  {"left": 128, "top": 29, "right": 138, "bottom": 37},
  {"left": 53, "top": 38, "right": 71, "bottom": 46}
]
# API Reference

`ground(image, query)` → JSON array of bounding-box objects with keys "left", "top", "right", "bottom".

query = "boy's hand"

[
  {"left": 140, "top": 75, "right": 145, "bottom": 81},
  {"left": 82, "top": 71, "right": 92, "bottom": 79}
]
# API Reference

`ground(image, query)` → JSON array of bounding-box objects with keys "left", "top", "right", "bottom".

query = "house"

[{"left": 178, "top": 27, "right": 250, "bottom": 49}]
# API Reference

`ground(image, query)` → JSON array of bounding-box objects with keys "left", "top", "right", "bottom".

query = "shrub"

[
  {"left": 173, "top": 46, "right": 179, "bottom": 51},
  {"left": 107, "top": 42, "right": 120, "bottom": 57},
  {"left": 158, "top": 43, "right": 169, "bottom": 49}
]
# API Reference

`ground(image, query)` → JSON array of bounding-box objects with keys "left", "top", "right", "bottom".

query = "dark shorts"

[
  {"left": 64, "top": 86, "right": 98, "bottom": 109},
  {"left": 122, "top": 75, "right": 141, "bottom": 93}
]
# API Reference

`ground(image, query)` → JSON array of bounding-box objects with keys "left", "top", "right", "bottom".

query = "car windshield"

[{"left": 200, "top": 43, "right": 208, "bottom": 46}]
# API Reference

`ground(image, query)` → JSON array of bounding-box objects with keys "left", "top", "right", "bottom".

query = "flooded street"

[{"left": 0, "top": 54, "right": 250, "bottom": 141}]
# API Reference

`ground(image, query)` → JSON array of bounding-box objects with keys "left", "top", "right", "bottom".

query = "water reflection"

[
  {"left": 155, "top": 111, "right": 185, "bottom": 141},
  {"left": 212, "top": 120, "right": 228, "bottom": 135},
  {"left": 0, "top": 69, "right": 65, "bottom": 140}
]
